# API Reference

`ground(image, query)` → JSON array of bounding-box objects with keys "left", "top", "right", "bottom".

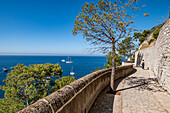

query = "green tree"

[
  {"left": 133, "top": 30, "right": 151, "bottom": 45},
  {"left": 142, "top": 30, "right": 151, "bottom": 37},
  {"left": 91, "top": 67, "right": 102, "bottom": 72},
  {"left": 152, "top": 28, "right": 159, "bottom": 39},
  {"left": 92, "top": 52, "right": 122, "bottom": 72},
  {"left": 54, "top": 76, "right": 76, "bottom": 89},
  {"left": 104, "top": 52, "right": 122, "bottom": 68},
  {"left": 117, "top": 37, "right": 136, "bottom": 61},
  {"left": 148, "top": 39, "right": 155, "bottom": 45},
  {"left": 0, "top": 63, "right": 75, "bottom": 113},
  {"left": 73, "top": 0, "right": 143, "bottom": 92}
]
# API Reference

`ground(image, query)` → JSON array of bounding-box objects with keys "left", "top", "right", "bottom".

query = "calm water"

[{"left": 0, "top": 56, "right": 107, "bottom": 98}]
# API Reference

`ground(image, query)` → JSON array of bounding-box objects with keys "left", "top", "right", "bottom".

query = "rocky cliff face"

[{"left": 135, "top": 19, "right": 170, "bottom": 93}]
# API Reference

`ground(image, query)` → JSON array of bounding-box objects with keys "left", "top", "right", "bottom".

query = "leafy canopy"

[
  {"left": 92, "top": 52, "right": 122, "bottom": 72},
  {"left": 117, "top": 37, "right": 136, "bottom": 58},
  {"left": 133, "top": 30, "right": 151, "bottom": 45},
  {"left": 73, "top": 0, "right": 146, "bottom": 91},
  {"left": 104, "top": 52, "right": 123, "bottom": 68},
  {"left": 152, "top": 28, "right": 159, "bottom": 39},
  {"left": 148, "top": 39, "right": 155, "bottom": 45},
  {"left": 0, "top": 63, "right": 75, "bottom": 113}
]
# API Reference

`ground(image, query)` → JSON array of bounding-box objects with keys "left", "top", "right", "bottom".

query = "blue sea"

[{"left": 0, "top": 56, "right": 107, "bottom": 98}]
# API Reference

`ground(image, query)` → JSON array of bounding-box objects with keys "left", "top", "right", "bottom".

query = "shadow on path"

[
  {"left": 123, "top": 75, "right": 164, "bottom": 92},
  {"left": 116, "top": 83, "right": 145, "bottom": 92},
  {"left": 89, "top": 69, "right": 137, "bottom": 113}
]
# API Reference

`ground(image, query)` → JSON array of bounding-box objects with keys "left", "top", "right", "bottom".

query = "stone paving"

[{"left": 89, "top": 68, "right": 170, "bottom": 113}]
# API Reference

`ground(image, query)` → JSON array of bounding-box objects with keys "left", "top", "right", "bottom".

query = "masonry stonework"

[{"left": 135, "top": 19, "right": 170, "bottom": 93}]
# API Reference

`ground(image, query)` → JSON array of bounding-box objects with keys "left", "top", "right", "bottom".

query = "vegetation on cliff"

[
  {"left": 134, "top": 22, "right": 163, "bottom": 48},
  {"left": 148, "top": 39, "right": 155, "bottom": 45},
  {"left": 133, "top": 30, "right": 151, "bottom": 45},
  {"left": 152, "top": 28, "right": 160, "bottom": 39},
  {"left": 147, "top": 28, "right": 160, "bottom": 45},
  {"left": 150, "top": 22, "right": 165, "bottom": 33},
  {"left": 0, "top": 63, "right": 75, "bottom": 113}
]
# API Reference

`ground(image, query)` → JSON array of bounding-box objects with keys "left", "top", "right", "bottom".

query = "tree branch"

[{"left": 89, "top": 34, "right": 112, "bottom": 44}]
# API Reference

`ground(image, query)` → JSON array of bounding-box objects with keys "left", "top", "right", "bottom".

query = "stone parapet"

[{"left": 18, "top": 65, "right": 133, "bottom": 113}]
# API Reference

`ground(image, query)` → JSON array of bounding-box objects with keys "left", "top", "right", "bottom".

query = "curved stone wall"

[{"left": 18, "top": 65, "right": 133, "bottom": 113}]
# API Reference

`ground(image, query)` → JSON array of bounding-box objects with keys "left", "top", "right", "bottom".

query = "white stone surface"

[{"left": 135, "top": 19, "right": 170, "bottom": 93}]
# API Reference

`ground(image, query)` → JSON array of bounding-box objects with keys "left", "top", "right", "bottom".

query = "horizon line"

[{"left": 0, "top": 52, "right": 105, "bottom": 56}]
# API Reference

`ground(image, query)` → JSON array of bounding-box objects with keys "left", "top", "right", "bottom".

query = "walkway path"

[{"left": 89, "top": 67, "right": 170, "bottom": 113}]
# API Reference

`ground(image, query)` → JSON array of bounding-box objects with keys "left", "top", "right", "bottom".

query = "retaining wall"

[
  {"left": 19, "top": 65, "right": 133, "bottom": 113},
  {"left": 135, "top": 19, "right": 170, "bottom": 93}
]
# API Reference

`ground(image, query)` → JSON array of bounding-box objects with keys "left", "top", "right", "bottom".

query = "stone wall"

[
  {"left": 18, "top": 65, "right": 133, "bottom": 113},
  {"left": 135, "top": 19, "right": 170, "bottom": 93}
]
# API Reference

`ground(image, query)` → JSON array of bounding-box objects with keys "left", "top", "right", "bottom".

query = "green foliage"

[
  {"left": 72, "top": 0, "right": 143, "bottom": 66},
  {"left": 73, "top": 0, "right": 141, "bottom": 49},
  {"left": 117, "top": 37, "right": 136, "bottom": 60},
  {"left": 148, "top": 39, "right": 155, "bottom": 45},
  {"left": 131, "top": 57, "right": 135, "bottom": 62},
  {"left": 133, "top": 32, "right": 143, "bottom": 40},
  {"left": 139, "top": 37, "right": 145, "bottom": 45},
  {"left": 73, "top": 0, "right": 144, "bottom": 90},
  {"left": 152, "top": 28, "right": 159, "bottom": 39},
  {"left": 0, "top": 63, "right": 75, "bottom": 113},
  {"left": 133, "top": 30, "right": 151, "bottom": 45},
  {"left": 92, "top": 52, "right": 123, "bottom": 72},
  {"left": 104, "top": 52, "right": 123, "bottom": 68},
  {"left": 142, "top": 30, "right": 151, "bottom": 37},
  {"left": 150, "top": 23, "right": 165, "bottom": 33},
  {"left": 54, "top": 76, "right": 75, "bottom": 89},
  {"left": 91, "top": 67, "right": 102, "bottom": 72}
]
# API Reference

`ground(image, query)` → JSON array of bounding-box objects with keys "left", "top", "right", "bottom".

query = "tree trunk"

[
  {"left": 26, "top": 99, "right": 29, "bottom": 106},
  {"left": 110, "top": 42, "right": 116, "bottom": 91}
]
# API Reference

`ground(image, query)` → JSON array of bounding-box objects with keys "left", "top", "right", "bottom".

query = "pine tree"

[
  {"left": 0, "top": 63, "right": 75, "bottom": 113},
  {"left": 117, "top": 37, "right": 136, "bottom": 61},
  {"left": 72, "top": 0, "right": 145, "bottom": 92}
]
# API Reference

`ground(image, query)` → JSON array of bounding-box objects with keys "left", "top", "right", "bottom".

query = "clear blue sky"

[{"left": 0, "top": 0, "right": 169, "bottom": 56}]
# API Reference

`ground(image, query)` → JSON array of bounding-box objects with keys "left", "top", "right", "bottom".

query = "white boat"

[
  {"left": 3, "top": 67, "right": 8, "bottom": 72},
  {"left": 70, "top": 72, "right": 75, "bottom": 75},
  {"left": 70, "top": 66, "right": 75, "bottom": 75},
  {"left": 66, "top": 57, "right": 73, "bottom": 63},
  {"left": 66, "top": 61, "right": 73, "bottom": 63},
  {"left": 61, "top": 59, "right": 65, "bottom": 62}
]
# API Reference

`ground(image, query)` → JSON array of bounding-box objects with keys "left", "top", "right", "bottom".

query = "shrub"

[
  {"left": 0, "top": 63, "right": 75, "bottom": 113},
  {"left": 91, "top": 67, "right": 102, "bottom": 72},
  {"left": 135, "top": 30, "right": 151, "bottom": 45},
  {"left": 148, "top": 39, "right": 155, "bottom": 45},
  {"left": 54, "top": 76, "right": 76, "bottom": 89},
  {"left": 142, "top": 30, "right": 151, "bottom": 37},
  {"left": 153, "top": 28, "right": 159, "bottom": 39},
  {"left": 131, "top": 57, "right": 135, "bottom": 62},
  {"left": 139, "top": 37, "right": 145, "bottom": 45}
]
